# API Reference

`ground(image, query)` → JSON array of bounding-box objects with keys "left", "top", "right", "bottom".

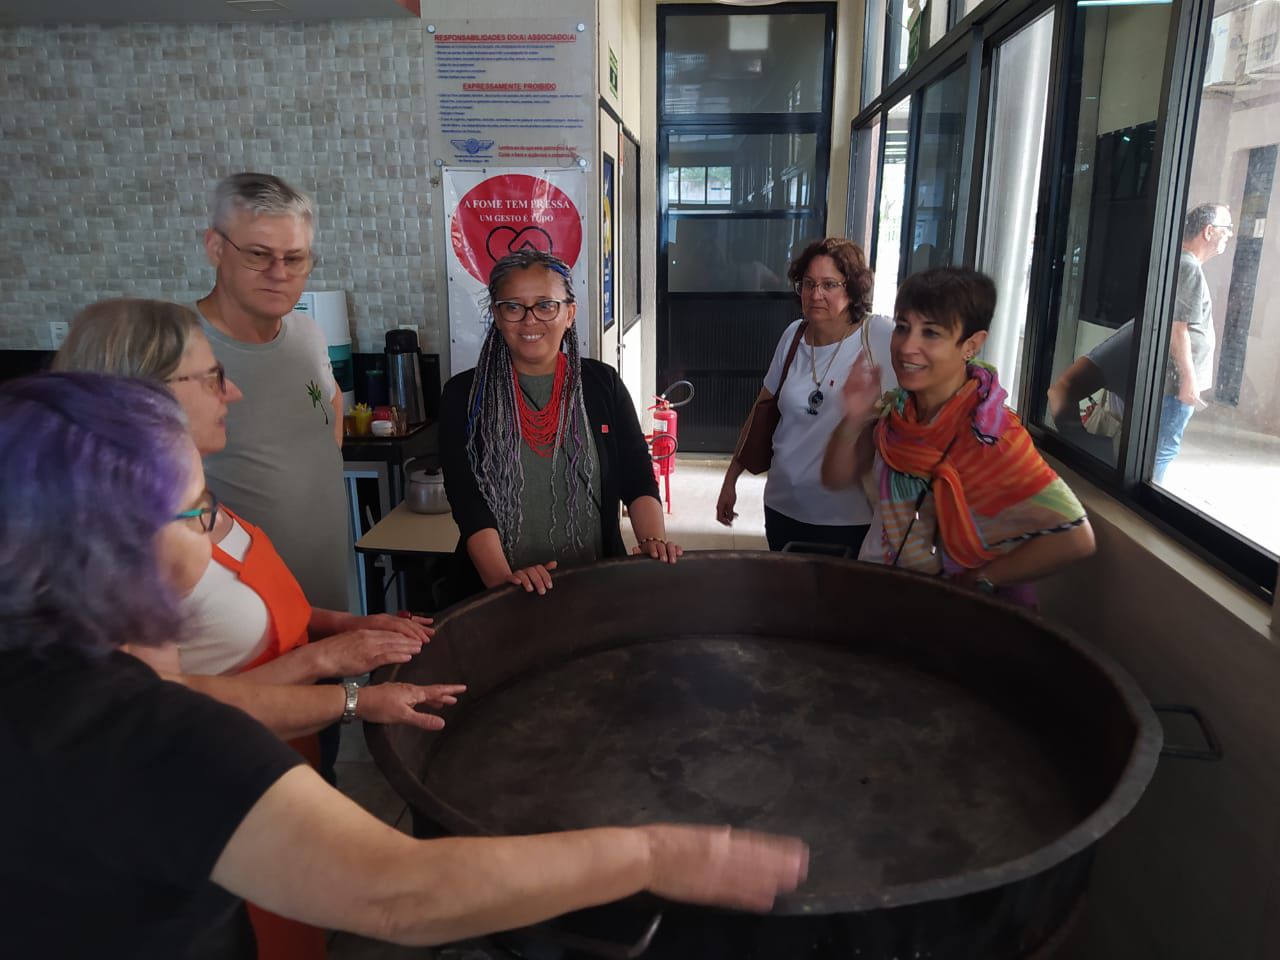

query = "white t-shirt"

[
  {"left": 180, "top": 517, "right": 273, "bottom": 676},
  {"left": 762, "top": 315, "right": 896, "bottom": 526}
]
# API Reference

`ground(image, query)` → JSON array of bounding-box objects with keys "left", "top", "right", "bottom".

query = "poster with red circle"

[{"left": 450, "top": 173, "right": 584, "bottom": 283}]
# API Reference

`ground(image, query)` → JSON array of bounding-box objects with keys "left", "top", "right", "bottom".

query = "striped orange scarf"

[{"left": 874, "top": 364, "right": 1057, "bottom": 568}]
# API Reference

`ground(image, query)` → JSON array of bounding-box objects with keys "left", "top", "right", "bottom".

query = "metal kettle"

[{"left": 404, "top": 458, "right": 450, "bottom": 515}]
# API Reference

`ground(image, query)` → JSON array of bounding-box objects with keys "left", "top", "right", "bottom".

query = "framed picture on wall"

[{"left": 602, "top": 152, "right": 616, "bottom": 332}]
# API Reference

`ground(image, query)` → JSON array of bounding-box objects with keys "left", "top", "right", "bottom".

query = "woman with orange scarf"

[{"left": 821, "top": 267, "right": 1094, "bottom": 605}]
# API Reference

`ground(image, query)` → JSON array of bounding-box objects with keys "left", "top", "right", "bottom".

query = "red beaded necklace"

[{"left": 513, "top": 353, "right": 568, "bottom": 457}]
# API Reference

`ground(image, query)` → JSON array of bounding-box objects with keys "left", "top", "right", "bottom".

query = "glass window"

[
  {"left": 906, "top": 65, "right": 968, "bottom": 272},
  {"left": 849, "top": 119, "right": 882, "bottom": 252},
  {"left": 667, "top": 132, "right": 819, "bottom": 211},
  {"left": 885, "top": 0, "right": 912, "bottom": 87},
  {"left": 667, "top": 216, "right": 821, "bottom": 292},
  {"left": 975, "top": 10, "right": 1055, "bottom": 411},
  {"left": 1148, "top": 0, "right": 1280, "bottom": 559},
  {"left": 872, "top": 98, "right": 911, "bottom": 316},
  {"left": 680, "top": 167, "right": 707, "bottom": 204},
  {"left": 1041, "top": 3, "right": 1174, "bottom": 467},
  {"left": 863, "top": 0, "right": 887, "bottom": 107},
  {"left": 663, "top": 13, "right": 827, "bottom": 115},
  {"left": 957, "top": 0, "right": 984, "bottom": 24},
  {"left": 707, "top": 166, "right": 733, "bottom": 203}
]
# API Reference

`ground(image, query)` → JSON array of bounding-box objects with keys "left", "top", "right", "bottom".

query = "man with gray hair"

[
  {"left": 1153, "top": 201, "right": 1233, "bottom": 484},
  {"left": 192, "top": 172, "right": 350, "bottom": 613}
]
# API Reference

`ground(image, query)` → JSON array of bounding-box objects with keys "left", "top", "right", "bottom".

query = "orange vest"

[{"left": 216, "top": 509, "right": 328, "bottom": 960}]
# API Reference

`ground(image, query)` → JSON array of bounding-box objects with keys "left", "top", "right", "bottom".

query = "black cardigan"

[{"left": 438, "top": 358, "right": 659, "bottom": 597}]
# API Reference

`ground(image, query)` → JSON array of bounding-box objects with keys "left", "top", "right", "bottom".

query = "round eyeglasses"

[
  {"left": 216, "top": 229, "right": 313, "bottom": 277},
  {"left": 492, "top": 299, "right": 572, "bottom": 323}
]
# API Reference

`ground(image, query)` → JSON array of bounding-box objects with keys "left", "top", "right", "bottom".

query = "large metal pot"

[{"left": 367, "top": 553, "right": 1166, "bottom": 959}]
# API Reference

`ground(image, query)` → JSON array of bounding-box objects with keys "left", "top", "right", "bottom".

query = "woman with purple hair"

[
  {"left": 1, "top": 372, "right": 806, "bottom": 958},
  {"left": 439, "top": 249, "right": 681, "bottom": 598}
]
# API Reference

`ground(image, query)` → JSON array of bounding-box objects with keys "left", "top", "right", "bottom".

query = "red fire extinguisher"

[{"left": 648, "top": 380, "right": 694, "bottom": 480}]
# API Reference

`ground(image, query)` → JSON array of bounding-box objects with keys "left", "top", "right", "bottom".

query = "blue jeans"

[{"left": 1153, "top": 394, "right": 1195, "bottom": 484}]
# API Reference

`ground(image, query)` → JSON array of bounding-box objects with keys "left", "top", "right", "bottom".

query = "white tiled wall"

[{"left": 0, "top": 20, "right": 435, "bottom": 352}]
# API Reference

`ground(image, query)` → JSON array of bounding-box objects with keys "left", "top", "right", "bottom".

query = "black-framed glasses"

[
  {"left": 216, "top": 229, "right": 313, "bottom": 277},
  {"left": 794, "top": 279, "right": 846, "bottom": 295},
  {"left": 174, "top": 490, "right": 220, "bottom": 533},
  {"left": 492, "top": 299, "right": 572, "bottom": 323},
  {"left": 167, "top": 362, "right": 228, "bottom": 395}
]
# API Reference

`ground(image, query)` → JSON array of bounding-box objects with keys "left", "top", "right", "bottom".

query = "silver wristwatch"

[{"left": 340, "top": 679, "right": 360, "bottom": 724}]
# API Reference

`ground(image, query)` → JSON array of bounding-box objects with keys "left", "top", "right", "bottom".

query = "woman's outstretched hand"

[
  {"left": 644, "top": 824, "right": 809, "bottom": 912},
  {"left": 308, "top": 630, "right": 425, "bottom": 679},
  {"left": 508, "top": 560, "right": 558, "bottom": 595},
  {"left": 356, "top": 682, "right": 467, "bottom": 731}
]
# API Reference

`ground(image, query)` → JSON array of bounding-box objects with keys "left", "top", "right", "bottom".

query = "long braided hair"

[{"left": 465, "top": 250, "right": 595, "bottom": 555}]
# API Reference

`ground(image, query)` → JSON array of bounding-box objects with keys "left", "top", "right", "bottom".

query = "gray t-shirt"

[
  {"left": 508, "top": 371, "right": 602, "bottom": 572},
  {"left": 1166, "top": 250, "right": 1216, "bottom": 396},
  {"left": 198, "top": 309, "right": 350, "bottom": 612}
]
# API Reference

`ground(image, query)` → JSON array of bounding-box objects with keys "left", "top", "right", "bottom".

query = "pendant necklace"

[{"left": 806, "top": 321, "right": 857, "bottom": 415}]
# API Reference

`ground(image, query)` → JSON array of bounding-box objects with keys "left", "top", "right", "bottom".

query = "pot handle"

[
  {"left": 1154, "top": 704, "right": 1223, "bottom": 761},
  {"left": 513, "top": 911, "right": 662, "bottom": 960},
  {"left": 402, "top": 456, "right": 437, "bottom": 480}
]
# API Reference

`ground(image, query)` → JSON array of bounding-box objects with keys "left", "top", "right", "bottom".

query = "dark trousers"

[{"left": 764, "top": 506, "right": 870, "bottom": 557}]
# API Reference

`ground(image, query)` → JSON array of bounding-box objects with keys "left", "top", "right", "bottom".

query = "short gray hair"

[
  {"left": 1183, "top": 203, "right": 1228, "bottom": 241},
  {"left": 212, "top": 172, "right": 316, "bottom": 233}
]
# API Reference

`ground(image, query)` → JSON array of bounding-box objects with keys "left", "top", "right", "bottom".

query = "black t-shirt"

[{"left": 0, "top": 647, "right": 303, "bottom": 959}]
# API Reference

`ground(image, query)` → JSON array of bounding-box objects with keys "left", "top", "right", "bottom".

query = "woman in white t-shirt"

[{"left": 717, "top": 237, "right": 895, "bottom": 554}]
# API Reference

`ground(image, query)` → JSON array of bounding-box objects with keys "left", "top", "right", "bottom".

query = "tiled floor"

[
  {"left": 328, "top": 457, "right": 767, "bottom": 958},
  {"left": 1166, "top": 406, "right": 1280, "bottom": 556},
  {"left": 622, "top": 455, "right": 769, "bottom": 553}
]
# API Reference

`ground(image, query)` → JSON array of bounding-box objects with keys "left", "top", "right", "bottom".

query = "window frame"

[{"left": 851, "top": 0, "right": 1278, "bottom": 601}]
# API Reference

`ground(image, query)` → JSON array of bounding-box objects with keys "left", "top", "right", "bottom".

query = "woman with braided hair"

[{"left": 439, "top": 250, "right": 682, "bottom": 597}]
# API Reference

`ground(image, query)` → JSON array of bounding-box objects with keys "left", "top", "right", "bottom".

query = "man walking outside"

[
  {"left": 193, "top": 172, "right": 350, "bottom": 611},
  {"left": 1154, "top": 202, "right": 1233, "bottom": 484}
]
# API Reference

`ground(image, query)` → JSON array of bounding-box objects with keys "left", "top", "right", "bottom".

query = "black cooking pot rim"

[{"left": 367, "top": 551, "right": 1164, "bottom": 915}]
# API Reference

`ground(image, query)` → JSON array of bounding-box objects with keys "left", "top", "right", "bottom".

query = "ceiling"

[{"left": 0, "top": 0, "right": 417, "bottom": 27}]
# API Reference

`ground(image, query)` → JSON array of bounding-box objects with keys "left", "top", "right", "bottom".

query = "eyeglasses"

[
  {"left": 167, "top": 362, "right": 228, "bottom": 395},
  {"left": 1211, "top": 222, "right": 1234, "bottom": 235},
  {"left": 216, "top": 229, "right": 313, "bottom": 277},
  {"left": 492, "top": 299, "right": 572, "bottom": 323},
  {"left": 794, "top": 279, "right": 846, "bottom": 295},
  {"left": 174, "top": 490, "right": 220, "bottom": 533}
]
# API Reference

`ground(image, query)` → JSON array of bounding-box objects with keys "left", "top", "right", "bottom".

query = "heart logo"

[{"left": 486, "top": 226, "right": 555, "bottom": 263}]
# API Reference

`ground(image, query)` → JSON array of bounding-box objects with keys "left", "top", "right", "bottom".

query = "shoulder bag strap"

[{"left": 775, "top": 322, "right": 808, "bottom": 395}]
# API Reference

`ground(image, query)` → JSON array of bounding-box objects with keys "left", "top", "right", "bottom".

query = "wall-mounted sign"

[
  {"left": 426, "top": 21, "right": 594, "bottom": 167},
  {"left": 444, "top": 168, "right": 588, "bottom": 372},
  {"left": 608, "top": 46, "right": 619, "bottom": 100}
]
